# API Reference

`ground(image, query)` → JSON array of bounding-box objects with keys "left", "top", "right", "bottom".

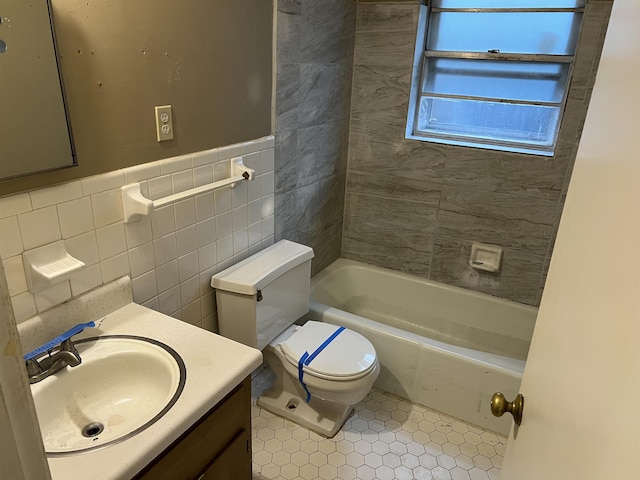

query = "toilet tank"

[{"left": 211, "top": 240, "right": 314, "bottom": 350}]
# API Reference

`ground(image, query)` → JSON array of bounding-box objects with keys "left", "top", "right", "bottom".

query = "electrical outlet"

[{"left": 154, "top": 105, "right": 173, "bottom": 142}]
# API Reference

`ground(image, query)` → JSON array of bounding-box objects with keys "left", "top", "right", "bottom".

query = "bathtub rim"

[
  {"left": 308, "top": 300, "right": 525, "bottom": 377},
  {"left": 311, "top": 257, "right": 538, "bottom": 318}
]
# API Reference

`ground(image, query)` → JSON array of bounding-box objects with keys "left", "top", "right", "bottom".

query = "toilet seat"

[{"left": 280, "top": 321, "right": 377, "bottom": 381}]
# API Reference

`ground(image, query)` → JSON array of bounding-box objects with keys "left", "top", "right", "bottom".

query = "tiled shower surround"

[
  {"left": 274, "top": 0, "right": 356, "bottom": 275},
  {"left": 0, "top": 136, "right": 275, "bottom": 327},
  {"left": 273, "top": 0, "right": 612, "bottom": 306},
  {"left": 342, "top": 0, "right": 612, "bottom": 306}
]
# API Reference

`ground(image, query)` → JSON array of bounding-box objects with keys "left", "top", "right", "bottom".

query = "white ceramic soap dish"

[
  {"left": 23, "top": 241, "right": 85, "bottom": 292},
  {"left": 469, "top": 242, "right": 503, "bottom": 273}
]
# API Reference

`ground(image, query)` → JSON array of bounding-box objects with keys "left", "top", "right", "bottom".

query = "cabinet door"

[
  {"left": 134, "top": 377, "right": 251, "bottom": 480},
  {"left": 200, "top": 431, "right": 251, "bottom": 480}
]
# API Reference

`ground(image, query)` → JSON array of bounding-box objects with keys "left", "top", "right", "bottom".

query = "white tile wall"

[
  {"left": 18, "top": 206, "right": 62, "bottom": 250},
  {"left": 57, "top": 197, "right": 94, "bottom": 238},
  {"left": 101, "top": 252, "right": 129, "bottom": 283},
  {"left": 0, "top": 136, "right": 276, "bottom": 331},
  {"left": 0, "top": 216, "right": 23, "bottom": 258}
]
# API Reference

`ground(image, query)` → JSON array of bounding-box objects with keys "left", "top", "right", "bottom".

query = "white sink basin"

[{"left": 30, "top": 335, "right": 186, "bottom": 454}]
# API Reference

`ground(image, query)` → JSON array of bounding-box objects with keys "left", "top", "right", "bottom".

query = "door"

[{"left": 500, "top": 1, "right": 640, "bottom": 478}]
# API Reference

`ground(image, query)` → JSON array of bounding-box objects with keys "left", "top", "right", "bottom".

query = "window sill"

[{"left": 404, "top": 132, "right": 555, "bottom": 157}]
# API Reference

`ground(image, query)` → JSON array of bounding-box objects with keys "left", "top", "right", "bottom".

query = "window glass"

[
  {"left": 427, "top": 11, "right": 582, "bottom": 55},
  {"left": 417, "top": 97, "right": 560, "bottom": 147},
  {"left": 422, "top": 59, "right": 569, "bottom": 103},
  {"left": 432, "top": 1, "right": 584, "bottom": 8}
]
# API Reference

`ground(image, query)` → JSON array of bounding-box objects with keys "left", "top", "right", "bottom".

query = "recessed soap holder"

[
  {"left": 469, "top": 242, "right": 503, "bottom": 273},
  {"left": 23, "top": 241, "right": 85, "bottom": 293}
]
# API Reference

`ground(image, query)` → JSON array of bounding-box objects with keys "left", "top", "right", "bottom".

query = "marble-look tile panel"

[
  {"left": 594, "top": 4, "right": 613, "bottom": 90},
  {"left": 354, "top": 3, "right": 419, "bottom": 68},
  {"left": 275, "top": 173, "right": 345, "bottom": 275},
  {"left": 536, "top": 253, "right": 553, "bottom": 307},
  {"left": 351, "top": 101, "right": 406, "bottom": 135},
  {"left": 302, "top": 0, "right": 355, "bottom": 26},
  {"left": 441, "top": 152, "right": 568, "bottom": 201},
  {"left": 436, "top": 186, "right": 557, "bottom": 257},
  {"left": 308, "top": 218, "right": 343, "bottom": 275},
  {"left": 553, "top": 125, "right": 580, "bottom": 179},
  {"left": 561, "top": 145, "right": 580, "bottom": 195},
  {"left": 275, "top": 62, "right": 300, "bottom": 132},
  {"left": 277, "top": 0, "right": 302, "bottom": 63},
  {"left": 297, "top": 119, "right": 349, "bottom": 188},
  {"left": 348, "top": 113, "right": 445, "bottom": 183},
  {"left": 572, "top": 1, "right": 608, "bottom": 88},
  {"left": 275, "top": 130, "right": 299, "bottom": 193},
  {"left": 555, "top": 90, "right": 590, "bottom": 151},
  {"left": 536, "top": 194, "right": 566, "bottom": 304},
  {"left": 350, "top": 64, "right": 412, "bottom": 117},
  {"left": 345, "top": 192, "right": 438, "bottom": 232},
  {"left": 430, "top": 235, "right": 545, "bottom": 306},
  {"left": 275, "top": 174, "right": 345, "bottom": 241},
  {"left": 301, "top": 0, "right": 356, "bottom": 64},
  {"left": 299, "top": 62, "right": 353, "bottom": 129},
  {"left": 355, "top": 2, "right": 418, "bottom": 36},
  {"left": 346, "top": 170, "right": 441, "bottom": 207},
  {"left": 278, "top": 0, "right": 302, "bottom": 15},
  {"left": 342, "top": 213, "right": 434, "bottom": 278}
]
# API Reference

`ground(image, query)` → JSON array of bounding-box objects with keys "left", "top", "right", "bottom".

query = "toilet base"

[
  {"left": 257, "top": 386, "right": 353, "bottom": 438},
  {"left": 257, "top": 350, "right": 355, "bottom": 437}
]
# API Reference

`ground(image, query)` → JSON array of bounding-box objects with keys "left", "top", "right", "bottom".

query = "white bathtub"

[{"left": 308, "top": 259, "right": 537, "bottom": 435}]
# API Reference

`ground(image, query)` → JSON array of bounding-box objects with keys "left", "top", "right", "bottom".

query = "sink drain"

[{"left": 82, "top": 422, "right": 104, "bottom": 438}]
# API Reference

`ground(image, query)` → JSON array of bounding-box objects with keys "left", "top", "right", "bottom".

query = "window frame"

[{"left": 405, "top": 2, "right": 585, "bottom": 157}]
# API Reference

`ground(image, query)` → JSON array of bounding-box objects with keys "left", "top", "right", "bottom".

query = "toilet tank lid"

[{"left": 211, "top": 240, "right": 314, "bottom": 295}]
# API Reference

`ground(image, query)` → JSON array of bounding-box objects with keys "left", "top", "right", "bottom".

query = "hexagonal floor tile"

[{"left": 251, "top": 368, "right": 507, "bottom": 480}]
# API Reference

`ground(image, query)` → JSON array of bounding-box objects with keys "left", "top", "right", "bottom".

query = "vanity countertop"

[{"left": 44, "top": 301, "right": 262, "bottom": 480}]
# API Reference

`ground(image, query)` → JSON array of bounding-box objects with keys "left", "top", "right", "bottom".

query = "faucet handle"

[
  {"left": 60, "top": 338, "right": 79, "bottom": 354},
  {"left": 25, "top": 359, "right": 42, "bottom": 377},
  {"left": 59, "top": 338, "right": 82, "bottom": 367}
]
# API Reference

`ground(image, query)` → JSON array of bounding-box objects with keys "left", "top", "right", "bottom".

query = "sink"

[{"left": 30, "top": 335, "right": 186, "bottom": 455}]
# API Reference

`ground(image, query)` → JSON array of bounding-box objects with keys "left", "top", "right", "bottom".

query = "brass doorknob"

[{"left": 490, "top": 392, "right": 524, "bottom": 426}]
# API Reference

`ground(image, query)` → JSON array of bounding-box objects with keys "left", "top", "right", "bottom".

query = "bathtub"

[{"left": 307, "top": 259, "right": 537, "bottom": 435}]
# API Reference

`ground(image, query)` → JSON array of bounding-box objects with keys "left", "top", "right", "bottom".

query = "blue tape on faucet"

[
  {"left": 23, "top": 321, "right": 96, "bottom": 361},
  {"left": 297, "top": 326, "right": 345, "bottom": 403}
]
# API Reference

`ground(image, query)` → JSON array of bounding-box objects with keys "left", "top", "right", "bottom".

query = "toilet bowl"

[
  {"left": 258, "top": 321, "right": 380, "bottom": 437},
  {"left": 211, "top": 240, "right": 380, "bottom": 437}
]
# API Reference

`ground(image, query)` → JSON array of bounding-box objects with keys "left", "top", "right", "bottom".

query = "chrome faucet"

[{"left": 25, "top": 338, "right": 82, "bottom": 384}]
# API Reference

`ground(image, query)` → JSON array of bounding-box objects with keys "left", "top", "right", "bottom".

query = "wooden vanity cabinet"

[{"left": 134, "top": 376, "right": 252, "bottom": 480}]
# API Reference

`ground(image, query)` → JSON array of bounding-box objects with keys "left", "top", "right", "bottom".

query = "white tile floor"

[{"left": 251, "top": 368, "right": 506, "bottom": 480}]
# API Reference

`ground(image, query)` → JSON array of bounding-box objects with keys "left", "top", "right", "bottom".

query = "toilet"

[{"left": 211, "top": 240, "right": 379, "bottom": 437}]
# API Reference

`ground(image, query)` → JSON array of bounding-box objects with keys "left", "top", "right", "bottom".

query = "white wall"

[{"left": 501, "top": 0, "right": 640, "bottom": 477}]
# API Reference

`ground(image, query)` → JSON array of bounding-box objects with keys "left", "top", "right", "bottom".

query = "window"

[{"left": 406, "top": 1, "right": 585, "bottom": 156}]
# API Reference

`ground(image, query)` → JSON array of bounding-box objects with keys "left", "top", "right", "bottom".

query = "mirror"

[{"left": 0, "top": 0, "right": 76, "bottom": 180}]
